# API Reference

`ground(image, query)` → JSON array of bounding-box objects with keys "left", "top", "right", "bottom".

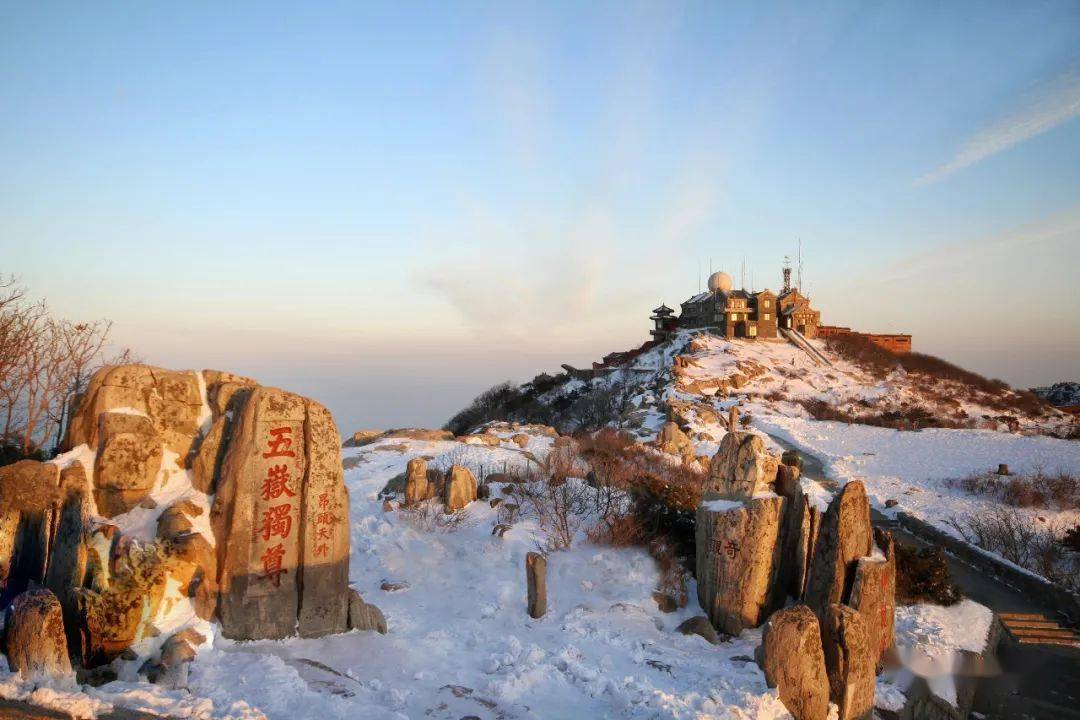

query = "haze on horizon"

[{"left": 2, "top": 2, "right": 1079, "bottom": 433}]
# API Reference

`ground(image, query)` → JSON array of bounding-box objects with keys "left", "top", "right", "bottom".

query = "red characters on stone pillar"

[
  {"left": 258, "top": 504, "right": 293, "bottom": 542},
  {"left": 263, "top": 427, "right": 296, "bottom": 458},
  {"left": 261, "top": 464, "right": 297, "bottom": 500},
  {"left": 260, "top": 543, "right": 287, "bottom": 586},
  {"left": 312, "top": 492, "right": 337, "bottom": 558}
]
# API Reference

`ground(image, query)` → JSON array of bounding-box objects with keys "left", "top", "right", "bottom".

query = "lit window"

[{"left": 764, "top": 313, "right": 770, "bottom": 320}]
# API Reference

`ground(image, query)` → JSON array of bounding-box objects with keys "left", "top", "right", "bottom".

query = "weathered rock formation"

[
  {"left": 695, "top": 443, "right": 893, "bottom": 718},
  {"left": 821, "top": 603, "right": 875, "bottom": 720},
  {"left": 347, "top": 588, "right": 388, "bottom": 634},
  {"left": 760, "top": 605, "right": 829, "bottom": 720},
  {"left": 695, "top": 495, "right": 785, "bottom": 635},
  {"left": 804, "top": 481, "right": 873, "bottom": 616},
  {"left": 212, "top": 385, "right": 352, "bottom": 640},
  {"left": 444, "top": 465, "right": 477, "bottom": 512},
  {"left": 0, "top": 363, "right": 382, "bottom": 680},
  {"left": 706, "top": 432, "right": 779, "bottom": 498},
  {"left": 404, "top": 457, "right": 430, "bottom": 506},
  {"left": 657, "top": 421, "right": 693, "bottom": 457},
  {"left": 4, "top": 589, "right": 73, "bottom": 682}
]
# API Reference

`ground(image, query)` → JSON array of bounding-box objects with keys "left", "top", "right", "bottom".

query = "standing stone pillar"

[
  {"left": 404, "top": 458, "right": 429, "bottom": 506},
  {"left": 298, "top": 400, "right": 351, "bottom": 637},
  {"left": 848, "top": 528, "right": 896, "bottom": 667},
  {"left": 526, "top": 552, "right": 547, "bottom": 618},
  {"left": 695, "top": 496, "right": 785, "bottom": 634},
  {"left": 804, "top": 481, "right": 873, "bottom": 616},
  {"left": 761, "top": 605, "right": 829, "bottom": 720},
  {"left": 821, "top": 603, "right": 876, "bottom": 720},
  {"left": 213, "top": 387, "right": 352, "bottom": 640},
  {"left": 214, "top": 387, "right": 307, "bottom": 639}
]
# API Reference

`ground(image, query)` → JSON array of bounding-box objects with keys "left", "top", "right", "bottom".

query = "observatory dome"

[{"left": 707, "top": 271, "right": 733, "bottom": 294}]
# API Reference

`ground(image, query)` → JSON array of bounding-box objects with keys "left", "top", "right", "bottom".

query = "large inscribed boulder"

[
  {"left": 695, "top": 495, "right": 785, "bottom": 635},
  {"left": 213, "top": 386, "right": 354, "bottom": 640}
]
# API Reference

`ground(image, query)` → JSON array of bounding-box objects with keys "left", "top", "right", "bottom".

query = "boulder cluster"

[
  {"left": 0, "top": 364, "right": 384, "bottom": 686},
  {"left": 695, "top": 431, "right": 895, "bottom": 720},
  {"left": 400, "top": 457, "right": 478, "bottom": 511}
]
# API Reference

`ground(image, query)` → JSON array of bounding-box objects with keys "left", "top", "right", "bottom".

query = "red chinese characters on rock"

[
  {"left": 714, "top": 537, "right": 740, "bottom": 559},
  {"left": 262, "top": 464, "right": 296, "bottom": 501},
  {"left": 256, "top": 426, "right": 300, "bottom": 586},
  {"left": 311, "top": 491, "right": 338, "bottom": 558},
  {"left": 263, "top": 426, "right": 296, "bottom": 459},
  {"left": 260, "top": 543, "right": 287, "bottom": 587}
]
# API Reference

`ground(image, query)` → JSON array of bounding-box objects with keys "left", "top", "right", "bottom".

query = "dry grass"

[
  {"left": 947, "top": 508, "right": 1079, "bottom": 592},
  {"left": 825, "top": 334, "right": 1052, "bottom": 418},
  {"left": 797, "top": 398, "right": 967, "bottom": 431},
  {"left": 947, "top": 470, "right": 1079, "bottom": 511}
]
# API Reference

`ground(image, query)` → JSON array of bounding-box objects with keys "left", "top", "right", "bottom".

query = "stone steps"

[{"left": 999, "top": 612, "right": 1080, "bottom": 648}]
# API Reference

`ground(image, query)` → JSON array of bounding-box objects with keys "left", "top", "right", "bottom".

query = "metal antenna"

[
  {"left": 797, "top": 239, "right": 803, "bottom": 291},
  {"left": 741, "top": 255, "right": 746, "bottom": 290}
]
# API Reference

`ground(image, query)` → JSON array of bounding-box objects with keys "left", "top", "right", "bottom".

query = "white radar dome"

[{"left": 707, "top": 271, "right": 733, "bottom": 293}]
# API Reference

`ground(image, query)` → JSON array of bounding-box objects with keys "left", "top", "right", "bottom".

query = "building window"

[
  {"left": 763, "top": 313, "right": 770, "bottom": 320},
  {"left": 764, "top": 300, "right": 771, "bottom": 308}
]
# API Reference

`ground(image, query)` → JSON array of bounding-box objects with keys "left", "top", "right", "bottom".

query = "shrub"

[
  {"left": 947, "top": 508, "right": 1079, "bottom": 592},
  {"left": 824, "top": 334, "right": 1052, "bottom": 418},
  {"left": 894, "top": 544, "right": 963, "bottom": 606},
  {"left": 443, "top": 381, "right": 520, "bottom": 436},
  {"left": 947, "top": 470, "right": 1079, "bottom": 511}
]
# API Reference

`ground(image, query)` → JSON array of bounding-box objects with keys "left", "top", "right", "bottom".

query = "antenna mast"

[
  {"left": 797, "top": 239, "right": 803, "bottom": 291},
  {"left": 741, "top": 256, "right": 746, "bottom": 290}
]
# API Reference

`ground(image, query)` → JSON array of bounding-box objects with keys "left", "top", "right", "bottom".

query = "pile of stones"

[
  {"left": 695, "top": 430, "right": 895, "bottom": 720},
  {"left": 0, "top": 364, "right": 385, "bottom": 686}
]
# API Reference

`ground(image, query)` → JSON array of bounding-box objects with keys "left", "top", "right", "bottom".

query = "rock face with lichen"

[
  {"left": 706, "top": 431, "right": 779, "bottom": 498},
  {"left": 4, "top": 589, "right": 73, "bottom": 683},
  {"left": 0, "top": 363, "right": 382, "bottom": 681},
  {"left": 443, "top": 464, "right": 477, "bottom": 512},
  {"left": 695, "top": 495, "right": 785, "bottom": 635},
  {"left": 760, "top": 605, "right": 829, "bottom": 720},
  {"left": 210, "top": 385, "right": 354, "bottom": 640}
]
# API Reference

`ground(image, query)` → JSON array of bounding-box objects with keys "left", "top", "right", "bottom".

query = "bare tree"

[{"left": 0, "top": 273, "right": 123, "bottom": 459}]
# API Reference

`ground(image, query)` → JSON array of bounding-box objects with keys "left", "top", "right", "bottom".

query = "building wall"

[{"left": 818, "top": 325, "right": 912, "bottom": 354}]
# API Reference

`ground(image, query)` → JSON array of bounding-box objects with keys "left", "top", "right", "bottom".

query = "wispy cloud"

[
  {"left": 919, "top": 69, "right": 1080, "bottom": 184},
  {"left": 880, "top": 205, "right": 1080, "bottom": 282}
]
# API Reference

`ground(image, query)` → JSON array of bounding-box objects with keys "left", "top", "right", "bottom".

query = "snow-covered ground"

[{"left": 0, "top": 420, "right": 1004, "bottom": 718}]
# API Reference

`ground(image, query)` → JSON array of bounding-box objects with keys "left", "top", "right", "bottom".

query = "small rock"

[
  {"left": 652, "top": 591, "right": 678, "bottom": 613},
  {"left": 380, "top": 581, "right": 410, "bottom": 593},
  {"left": 885, "top": 499, "right": 899, "bottom": 508},
  {"left": 676, "top": 616, "right": 718, "bottom": 644}
]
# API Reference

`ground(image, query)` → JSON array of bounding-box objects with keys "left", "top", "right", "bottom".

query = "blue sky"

[{"left": 2, "top": 1, "right": 1079, "bottom": 431}]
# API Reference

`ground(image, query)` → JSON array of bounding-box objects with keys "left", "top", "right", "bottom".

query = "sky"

[{"left": 2, "top": 1, "right": 1079, "bottom": 432}]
